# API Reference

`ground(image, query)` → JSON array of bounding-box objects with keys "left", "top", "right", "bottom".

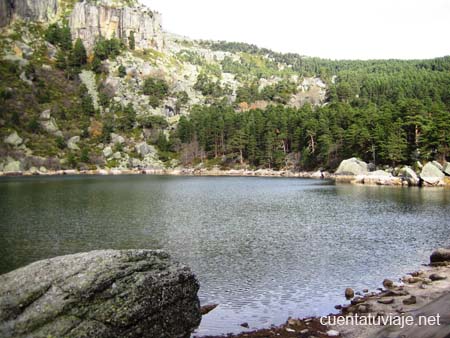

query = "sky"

[{"left": 142, "top": 0, "right": 450, "bottom": 60}]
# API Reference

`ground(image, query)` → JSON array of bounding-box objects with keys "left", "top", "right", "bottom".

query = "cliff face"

[
  {"left": 69, "top": 2, "right": 163, "bottom": 51},
  {"left": 0, "top": 0, "right": 58, "bottom": 27},
  {"left": 0, "top": 0, "right": 164, "bottom": 52}
]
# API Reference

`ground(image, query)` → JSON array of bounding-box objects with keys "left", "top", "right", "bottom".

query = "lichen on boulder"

[{"left": 0, "top": 250, "right": 201, "bottom": 338}]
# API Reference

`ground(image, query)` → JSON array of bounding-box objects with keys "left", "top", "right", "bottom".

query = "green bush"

[{"left": 142, "top": 78, "right": 169, "bottom": 108}]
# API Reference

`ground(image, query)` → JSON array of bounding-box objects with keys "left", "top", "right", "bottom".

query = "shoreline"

[
  {"left": 0, "top": 167, "right": 332, "bottom": 179},
  {"left": 1, "top": 167, "right": 449, "bottom": 188},
  {"left": 196, "top": 249, "right": 450, "bottom": 338}
]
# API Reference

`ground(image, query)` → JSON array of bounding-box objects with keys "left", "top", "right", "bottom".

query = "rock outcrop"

[
  {"left": 69, "top": 1, "right": 164, "bottom": 52},
  {"left": 0, "top": 250, "right": 201, "bottom": 338},
  {"left": 0, "top": 0, "right": 58, "bottom": 27}
]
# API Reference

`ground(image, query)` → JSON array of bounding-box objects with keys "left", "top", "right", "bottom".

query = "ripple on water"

[{"left": 0, "top": 176, "right": 449, "bottom": 335}]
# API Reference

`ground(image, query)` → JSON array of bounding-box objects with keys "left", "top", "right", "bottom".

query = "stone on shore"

[
  {"left": 430, "top": 248, "right": 450, "bottom": 264},
  {"left": 0, "top": 250, "right": 201, "bottom": 338},
  {"left": 335, "top": 157, "right": 368, "bottom": 176},
  {"left": 399, "top": 166, "right": 420, "bottom": 185},
  {"left": 444, "top": 162, "right": 450, "bottom": 176},
  {"left": 420, "top": 162, "right": 445, "bottom": 185}
]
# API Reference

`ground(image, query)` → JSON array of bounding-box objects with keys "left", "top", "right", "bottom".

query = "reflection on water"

[{"left": 0, "top": 176, "right": 449, "bottom": 335}]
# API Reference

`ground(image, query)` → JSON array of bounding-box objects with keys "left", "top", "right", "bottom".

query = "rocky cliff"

[
  {"left": 0, "top": 0, "right": 164, "bottom": 52},
  {"left": 0, "top": 0, "right": 58, "bottom": 27},
  {"left": 0, "top": 250, "right": 201, "bottom": 338},
  {"left": 69, "top": 1, "right": 164, "bottom": 51}
]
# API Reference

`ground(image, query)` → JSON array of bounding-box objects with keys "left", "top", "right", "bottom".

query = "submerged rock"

[
  {"left": 0, "top": 250, "right": 201, "bottom": 338},
  {"left": 335, "top": 157, "right": 368, "bottom": 176}
]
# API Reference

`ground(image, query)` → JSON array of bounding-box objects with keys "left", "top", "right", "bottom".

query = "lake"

[{"left": 0, "top": 175, "right": 449, "bottom": 335}]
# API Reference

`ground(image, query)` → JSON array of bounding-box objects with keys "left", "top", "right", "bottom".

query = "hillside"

[{"left": 0, "top": 0, "right": 449, "bottom": 174}]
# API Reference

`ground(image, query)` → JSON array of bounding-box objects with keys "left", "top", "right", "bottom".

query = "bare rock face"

[
  {"left": 69, "top": 1, "right": 164, "bottom": 52},
  {"left": 0, "top": 250, "right": 201, "bottom": 338},
  {"left": 0, "top": 0, "right": 58, "bottom": 27}
]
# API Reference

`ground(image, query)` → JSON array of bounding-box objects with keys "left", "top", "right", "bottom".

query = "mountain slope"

[{"left": 0, "top": 0, "right": 449, "bottom": 173}]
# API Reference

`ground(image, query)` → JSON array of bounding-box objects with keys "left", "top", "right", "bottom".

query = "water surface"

[{"left": 0, "top": 175, "right": 449, "bottom": 335}]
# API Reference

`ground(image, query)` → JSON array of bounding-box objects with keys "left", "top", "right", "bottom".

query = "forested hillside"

[
  {"left": 170, "top": 42, "right": 450, "bottom": 170},
  {"left": 0, "top": 0, "right": 449, "bottom": 173}
]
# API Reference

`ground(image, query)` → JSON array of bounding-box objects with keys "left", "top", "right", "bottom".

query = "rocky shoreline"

[
  {"left": 0, "top": 167, "right": 333, "bottom": 179},
  {"left": 197, "top": 248, "right": 450, "bottom": 338},
  {"left": 1, "top": 166, "right": 449, "bottom": 189},
  {"left": 1, "top": 157, "right": 449, "bottom": 188}
]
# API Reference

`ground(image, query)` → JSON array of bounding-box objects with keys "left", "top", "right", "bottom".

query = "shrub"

[{"left": 142, "top": 78, "right": 169, "bottom": 108}]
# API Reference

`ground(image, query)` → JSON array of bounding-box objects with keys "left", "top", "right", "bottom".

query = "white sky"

[{"left": 142, "top": 0, "right": 450, "bottom": 60}]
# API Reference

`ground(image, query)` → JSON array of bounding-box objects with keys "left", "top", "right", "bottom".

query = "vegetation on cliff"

[{"left": 0, "top": 1, "right": 449, "bottom": 172}]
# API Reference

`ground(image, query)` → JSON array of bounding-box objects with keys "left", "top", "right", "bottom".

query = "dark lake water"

[{"left": 1, "top": 175, "right": 449, "bottom": 335}]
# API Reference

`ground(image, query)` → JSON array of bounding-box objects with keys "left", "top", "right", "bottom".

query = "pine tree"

[
  {"left": 55, "top": 50, "right": 67, "bottom": 70},
  {"left": 60, "top": 24, "right": 73, "bottom": 51},
  {"left": 70, "top": 38, "right": 87, "bottom": 68},
  {"left": 129, "top": 31, "right": 135, "bottom": 50}
]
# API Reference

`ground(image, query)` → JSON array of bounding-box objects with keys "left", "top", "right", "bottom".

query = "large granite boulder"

[
  {"left": 335, "top": 157, "right": 369, "bottom": 176},
  {"left": 420, "top": 162, "right": 445, "bottom": 185},
  {"left": 399, "top": 166, "right": 420, "bottom": 186},
  {"left": 444, "top": 162, "right": 450, "bottom": 176},
  {"left": 0, "top": 250, "right": 201, "bottom": 338}
]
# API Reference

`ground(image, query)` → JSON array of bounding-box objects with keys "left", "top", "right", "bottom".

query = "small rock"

[
  {"left": 377, "top": 298, "right": 394, "bottom": 305},
  {"left": 358, "top": 304, "right": 369, "bottom": 313},
  {"left": 200, "top": 304, "right": 218, "bottom": 315},
  {"left": 403, "top": 296, "right": 417, "bottom": 305},
  {"left": 383, "top": 279, "right": 394, "bottom": 288},
  {"left": 287, "top": 318, "right": 300, "bottom": 326},
  {"left": 334, "top": 304, "right": 342, "bottom": 310},
  {"left": 326, "top": 329, "right": 340, "bottom": 337},
  {"left": 429, "top": 273, "right": 447, "bottom": 281},
  {"left": 405, "top": 277, "right": 422, "bottom": 284},
  {"left": 240, "top": 322, "right": 249, "bottom": 328},
  {"left": 285, "top": 327, "right": 295, "bottom": 332},
  {"left": 345, "top": 288, "right": 355, "bottom": 299},
  {"left": 40, "top": 109, "right": 51, "bottom": 120},
  {"left": 67, "top": 136, "right": 80, "bottom": 151},
  {"left": 111, "top": 133, "right": 125, "bottom": 145},
  {"left": 4, "top": 131, "right": 23, "bottom": 147},
  {"left": 103, "top": 146, "right": 113, "bottom": 158},
  {"left": 351, "top": 297, "right": 365, "bottom": 305},
  {"left": 363, "top": 289, "right": 369, "bottom": 293}
]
